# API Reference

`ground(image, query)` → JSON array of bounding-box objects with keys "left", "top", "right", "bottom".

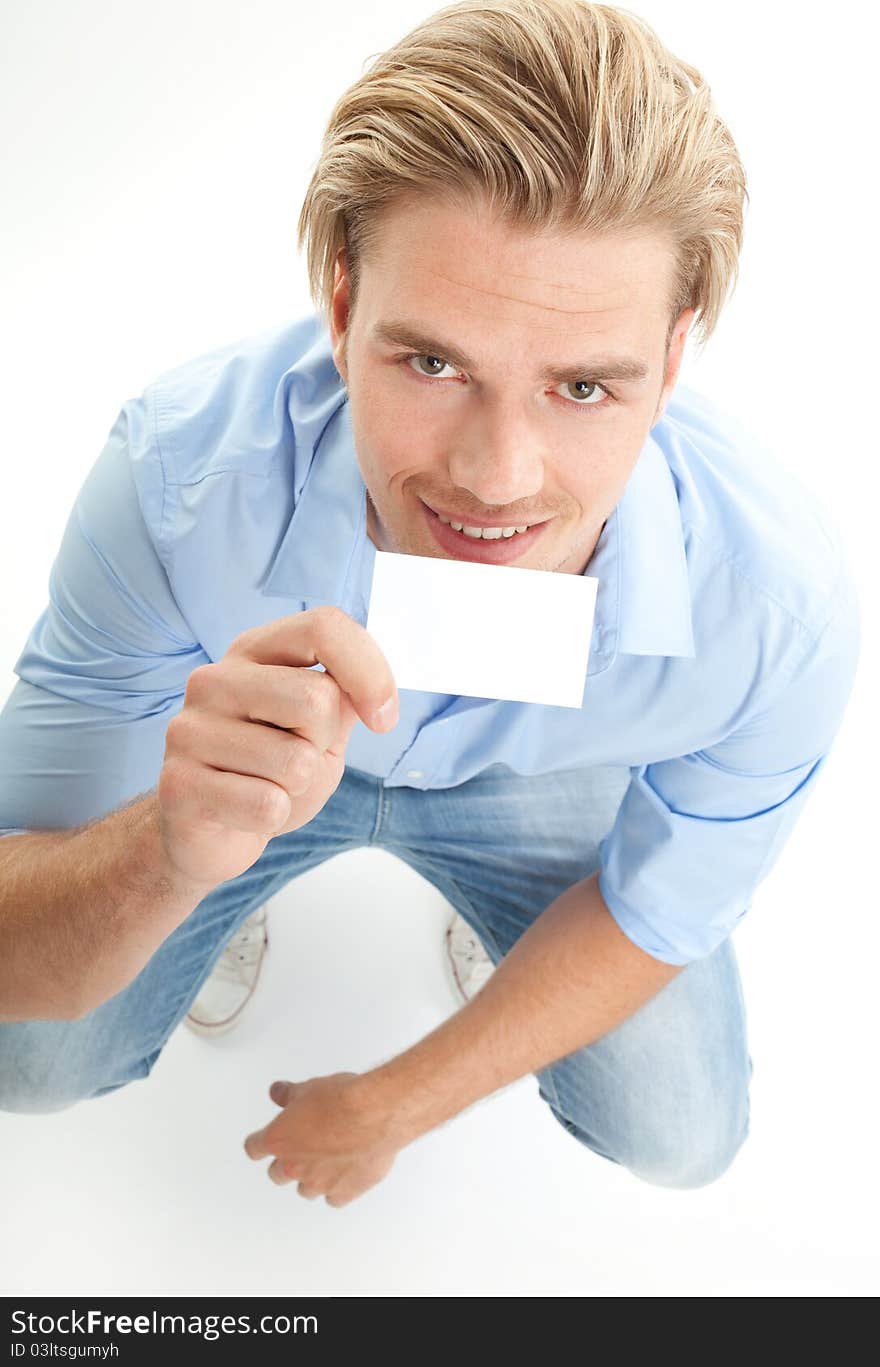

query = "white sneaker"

[
  {"left": 445, "top": 911, "right": 496, "bottom": 1005},
  {"left": 186, "top": 902, "right": 270, "bottom": 1038}
]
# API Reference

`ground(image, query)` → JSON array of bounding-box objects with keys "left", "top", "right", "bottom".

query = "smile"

[{"left": 420, "top": 499, "right": 551, "bottom": 564}]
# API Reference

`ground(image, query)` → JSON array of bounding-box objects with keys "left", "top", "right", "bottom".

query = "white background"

[{"left": 1, "top": 0, "right": 877, "bottom": 1297}]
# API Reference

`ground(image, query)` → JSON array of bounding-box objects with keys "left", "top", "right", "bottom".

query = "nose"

[{"left": 446, "top": 396, "right": 545, "bottom": 513}]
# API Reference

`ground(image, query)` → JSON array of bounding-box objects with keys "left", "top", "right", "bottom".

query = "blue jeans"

[{"left": 0, "top": 763, "right": 752, "bottom": 1188}]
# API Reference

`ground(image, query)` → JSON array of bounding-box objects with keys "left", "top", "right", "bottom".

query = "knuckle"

[
  {"left": 312, "top": 604, "right": 349, "bottom": 637},
  {"left": 164, "top": 713, "right": 183, "bottom": 749},
  {"left": 166, "top": 708, "right": 196, "bottom": 751},
  {"left": 282, "top": 739, "right": 314, "bottom": 791},
  {"left": 224, "top": 629, "right": 253, "bottom": 657},
  {"left": 258, "top": 782, "right": 288, "bottom": 826},
  {"left": 294, "top": 668, "right": 331, "bottom": 719},
  {"left": 183, "top": 663, "right": 214, "bottom": 705}
]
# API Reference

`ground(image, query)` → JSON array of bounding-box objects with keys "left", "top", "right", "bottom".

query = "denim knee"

[
  {"left": 543, "top": 1092, "right": 751, "bottom": 1191},
  {"left": 626, "top": 1115, "right": 751, "bottom": 1190},
  {"left": 0, "top": 1086, "right": 79, "bottom": 1116},
  {"left": 0, "top": 1040, "right": 157, "bottom": 1116}
]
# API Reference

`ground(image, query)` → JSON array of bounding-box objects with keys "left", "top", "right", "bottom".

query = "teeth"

[{"left": 439, "top": 516, "right": 532, "bottom": 539}]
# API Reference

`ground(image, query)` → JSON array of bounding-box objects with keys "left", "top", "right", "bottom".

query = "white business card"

[{"left": 365, "top": 550, "right": 597, "bottom": 709}]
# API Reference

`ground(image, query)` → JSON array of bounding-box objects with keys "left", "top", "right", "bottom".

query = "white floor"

[{"left": 2, "top": 736, "right": 878, "bottom": 1297}]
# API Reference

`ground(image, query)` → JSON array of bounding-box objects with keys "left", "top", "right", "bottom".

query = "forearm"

[
  {"left": 361, "top": 872, "right": 683, "bottom": 1145},
  {"left": 0, "top": 793, "right": 215, "bottom": 1023}
]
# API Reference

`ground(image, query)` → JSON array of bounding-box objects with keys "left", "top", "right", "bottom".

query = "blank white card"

[{"left": 365, "top": 550, "right": 598, "bottom": 709}]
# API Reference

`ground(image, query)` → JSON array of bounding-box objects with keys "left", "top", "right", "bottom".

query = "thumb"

[{"left": 269, "top": 1080, "right": 296, "bottom": 1106}]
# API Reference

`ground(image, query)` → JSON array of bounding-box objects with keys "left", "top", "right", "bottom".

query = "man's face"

[{"left": 329, "top": 194, "right": 694, "bottom": 575}]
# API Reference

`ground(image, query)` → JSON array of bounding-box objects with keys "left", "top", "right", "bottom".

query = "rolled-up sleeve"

[
  {"left": 0, "top": 398, "right": 208, "bottom": 839},
  {"left": 597, "top": 580, "right": 862, "bottom": 965}
]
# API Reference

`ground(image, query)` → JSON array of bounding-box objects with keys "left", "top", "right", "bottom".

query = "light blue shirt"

[{"left": 0, "top": 313, "right": 861, "bottom": 965}]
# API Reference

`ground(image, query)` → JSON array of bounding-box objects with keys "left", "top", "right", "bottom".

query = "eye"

[
  {"left": 556, "top": 379, "right": 613, "bottom": 411},
  {"left": 405, "top": 353, "right": 459, "bottom": 380}
]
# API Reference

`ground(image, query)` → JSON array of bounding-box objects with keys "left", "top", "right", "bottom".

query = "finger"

[
  {"left": 212, "top": 657, "right": 346, "bottom": 755},
  {"left": 326, "top": 1176, "right": 376, "bottom": 1208},
  {"left": 170, "top": 709, "right": 321, "bottom": 798},
  {"left": 243, "top": 1126, "right": 275, "bottom": 1161},
  {"left": 268, "top": 1158, "right": 293, "bottom": 1186},
  {"left": 270, "top": 1080, "right": 295, "bottom": 1106},
  {"left": 231, "top": 607, "right": 399, "bottom": 736},
  {"left": 297, "top": 1182, "right": 322, "bottom": 1201}
]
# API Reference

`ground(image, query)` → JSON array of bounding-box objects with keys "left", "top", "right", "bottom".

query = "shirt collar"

[{"left": 261, "top": 337, "right": 695, "bottom": 678}]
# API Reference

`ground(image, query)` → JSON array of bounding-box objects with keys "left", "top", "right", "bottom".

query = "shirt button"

[{"left": 407, "top": 770, "right": 424, "bottom": 781}]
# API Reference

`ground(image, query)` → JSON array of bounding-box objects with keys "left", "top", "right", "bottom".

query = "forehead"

[{"left": 359, "top": 193, "right": 676, "bottom": 331}]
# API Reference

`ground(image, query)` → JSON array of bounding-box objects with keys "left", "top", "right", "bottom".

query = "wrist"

[
  {"left": 131, "top": 794, "right": 218, "bottom": 905},
  {"left": 350, "top": 1063, "right": 430, "bottom": 1149}
]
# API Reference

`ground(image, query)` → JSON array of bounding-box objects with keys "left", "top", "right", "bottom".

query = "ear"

[
  {"left": 653, "top": 306, "right": 696, "bottom": 425},
  {"left": 329, "top": 248, "right": 352, "bottom": 385}
]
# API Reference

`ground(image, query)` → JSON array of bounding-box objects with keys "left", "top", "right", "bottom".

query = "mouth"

[{"left": 419, "top": 499, "right": 552, "bottom": 565}]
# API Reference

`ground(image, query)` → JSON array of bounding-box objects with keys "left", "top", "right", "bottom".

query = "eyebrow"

[{"left": 371, "top": 319, "right": 651, "bottom": 384}]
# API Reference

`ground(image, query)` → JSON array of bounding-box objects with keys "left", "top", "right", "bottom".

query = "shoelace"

[
  {"left": 459, "top": 933, "right": 486, "bottom": 963},
  {"left": 453, "top": 929, "right": 495, "bottom": 990},
  {"left": 212, "top": 909, "right": 267, "bottom": 986}
]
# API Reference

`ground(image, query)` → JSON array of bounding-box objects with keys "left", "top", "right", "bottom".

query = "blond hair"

[{"left": 296, "top": 0, "right": 748, "bottom": 354}]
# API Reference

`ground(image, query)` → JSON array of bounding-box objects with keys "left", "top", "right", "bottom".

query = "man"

[{"left": 0, "top": 0, "right": 860, "bottom": 1207}]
